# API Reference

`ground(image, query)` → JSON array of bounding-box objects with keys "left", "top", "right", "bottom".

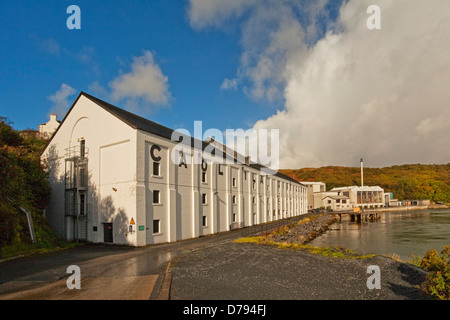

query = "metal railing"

[{"left": 65, "top": 145, "right": 89, "bottom": 159}]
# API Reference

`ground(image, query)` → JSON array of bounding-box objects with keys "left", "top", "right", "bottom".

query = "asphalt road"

[{"left": 0, "top": 218, "right": 281, "bottom": 300}]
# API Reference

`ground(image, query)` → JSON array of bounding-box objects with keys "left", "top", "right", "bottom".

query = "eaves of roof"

[{"left": 41, "top": 92, "right": 301, "bottom": 185}]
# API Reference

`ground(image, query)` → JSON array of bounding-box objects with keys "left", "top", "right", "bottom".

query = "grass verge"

[
  {"left": 0, "top": 240, "right": 83, "bottom": 260},
  {"left": 234, "top": 236, "right": 375, "bottom": 260}
]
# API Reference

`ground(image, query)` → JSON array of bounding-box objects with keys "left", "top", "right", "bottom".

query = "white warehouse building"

[{"left": 41, "top": 92, "right": 307, "bottom": 247}]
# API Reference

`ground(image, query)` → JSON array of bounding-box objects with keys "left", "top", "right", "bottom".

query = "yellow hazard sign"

[{"left": 130, "top": 217, "right": 135, "bottom": 225}]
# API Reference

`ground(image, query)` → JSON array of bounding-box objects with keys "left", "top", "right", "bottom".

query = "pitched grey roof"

[
  {"left": 44, "top": 91, "right": 301, "bottom": 185},
  {"left": 82, "top": 92, "right": 175, "bottom": 141}
]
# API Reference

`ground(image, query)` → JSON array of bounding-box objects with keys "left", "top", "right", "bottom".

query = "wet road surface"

[{"left": 0, "top": 217, "right": 288, "bottom": 300}]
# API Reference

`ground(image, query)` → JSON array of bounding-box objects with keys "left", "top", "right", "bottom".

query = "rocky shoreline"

[{"left": 268, "top": 213, "right": 339, "bottom": 244}]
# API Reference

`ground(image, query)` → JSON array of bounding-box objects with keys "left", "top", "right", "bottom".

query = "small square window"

[
  {"left": 232, "top": 213, "right": 236, "bottom": 223},
  {"left": 153, "top": 162, "right": 160, "bottom": 176},
  {"left": 153, "top": 219, "right": 160, "bottom": 233},
  {"left": 232, "top": 178, "right": 236, "bottom": 187},
  {"left": 202, "top": 171, "right": 207, "bottom": 183},
  {"left": 202, "top": 216, "right": 207, "bottom": 227},
  {"left": 153, "top": 190, "right": 160, "bottom": 204},
  {"left": 202, "top": 193, "right": 207, "bottom": 204},
  {"left": 232, "top": 195, "right": 236, "bottom": 204}
]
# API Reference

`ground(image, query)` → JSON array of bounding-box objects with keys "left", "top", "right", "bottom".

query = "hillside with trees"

[
  {"left": 0, "top": 117, "right": 68, "bottom": 258},
  {"left": 280, "top": 164, "right": 450, "bottom": 203}
]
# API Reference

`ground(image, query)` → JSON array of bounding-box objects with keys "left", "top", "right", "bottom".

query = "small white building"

[
  {"left": 40, "top": 92, "right": 308, "bottom": 246},
  {"left": 318, "top": 193, "right": 352, "bottom": 211},
  {"left": 39, "top": 113, "right": 60, "bottom": 138},
  {"left": 302, "top": 182, "right": 385, "bottom": 211},
  {"left": 330, "top": 185, "right": 385, "bottom": 209},
  {"left": 300, "top": 182, "right": 326, "bottom": 210}
]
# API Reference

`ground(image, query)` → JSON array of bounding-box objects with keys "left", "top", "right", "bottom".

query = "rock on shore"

[{"left": 269, "top": 213, "right": 339, "bottom": 244}]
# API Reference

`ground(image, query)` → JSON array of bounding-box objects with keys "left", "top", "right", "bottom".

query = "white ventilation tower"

[{"left": 360, "top": 158, "right": 364, "bottom": 187}]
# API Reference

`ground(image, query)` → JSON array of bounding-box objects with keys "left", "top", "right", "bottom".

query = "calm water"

[{"left": 309, "top": 209, "right": 450, "bottom": 261}]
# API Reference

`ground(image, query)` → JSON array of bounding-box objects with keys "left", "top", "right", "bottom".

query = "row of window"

[
  {"left": 153, "top": 160, "right": 209, "bottom": 182},
  {"left": 327, "top": 199, "right": 348, "bottom": 204},
  {"left": 151, "top": 160, "right": 303, "bottom": 195},
  {"left": 153, "top": 190, "right": 301, "bottom": 206},
  {"left": 151, "top": 216, "right": 208, "bottom": 235},
  {"left": 152, "top": 205, "right": 302, "bottom": 235},
  {"left": 153, "top": 191, "right": 209, "bottom": 205}
]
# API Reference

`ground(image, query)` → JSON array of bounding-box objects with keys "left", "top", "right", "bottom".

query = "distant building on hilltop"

[{"left": 39, "top": 113, "right": 60, "bottom": 138}]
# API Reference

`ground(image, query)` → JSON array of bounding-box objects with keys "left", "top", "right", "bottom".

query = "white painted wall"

[
  {"left": 137, "top": 127, "right": 308, "bottom": 245},
  {"left": 39, "top": 114, "right": 60, "bottom": 138},
  {"left": 43, "top": 94, "right": 308, "bottom": 247},
  {"left": 42, "top": 95, "right": 138, "bottom": 245}
]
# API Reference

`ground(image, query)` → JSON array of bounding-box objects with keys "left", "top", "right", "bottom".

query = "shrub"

[
  {"left": 420, "top": 246, "right": 450, "bottom": 300},
  {"left": 0, "top": 117, "right": 51, "bottom": 251}
]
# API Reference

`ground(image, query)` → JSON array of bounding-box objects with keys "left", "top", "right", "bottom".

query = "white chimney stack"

[{"left": 360, "top": 158, "right": 364, "bottom": 187}]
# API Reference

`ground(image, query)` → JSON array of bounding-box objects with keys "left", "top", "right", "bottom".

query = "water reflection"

[{"left": 310, "top": 209, "right": 450, "bottom": 260}]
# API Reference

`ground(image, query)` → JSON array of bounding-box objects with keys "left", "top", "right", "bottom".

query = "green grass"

[
  {"left": 0, "top": 239, "right": 83, "bottom": 260},
  {"left": 234, "top": 213, "right": 373, "bottom": 259},
  {"left": 234, "top": 236, "right": 375, "bottom": 260},
  {"left": 233, "top": 214, "right": 373, "bottom": 259}
]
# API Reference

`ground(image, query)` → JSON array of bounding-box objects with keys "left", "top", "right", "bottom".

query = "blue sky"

[
  {"left": 0, "top": 0, "right": 278, "bottom": 132},
  {"left": 1, "top": 0, "right": 449, "bottom": 168}
]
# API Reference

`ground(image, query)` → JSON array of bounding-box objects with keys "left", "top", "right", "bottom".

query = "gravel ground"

[
  {"left": 169, "top": 242, "right": 430, "bottom": 300},
  {"left": 169, "top": 213, "right": 432, "bottom": 300}
]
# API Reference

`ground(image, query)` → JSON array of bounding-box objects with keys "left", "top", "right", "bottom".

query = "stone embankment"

[{"left": 269, "top": 213, "right": 339, "bottom": 244}]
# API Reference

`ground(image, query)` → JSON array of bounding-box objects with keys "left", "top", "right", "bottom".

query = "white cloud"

[
  {"left": 189, "top": 0, "right": 450, "bottom": 168},
  {"left": 88, "top": 81, "right": 108, "bottom": 96},
  {"left": 190, "top": 0, "right": 330, "bottom": 102},
  {"left": 48, "top": 83, "right": 77, "bottom": 119},
  {"left": 188, "top": 0, "right": 257, "bottom": 29},
  {"left": 109, "top": 51, "right": 171, "bottom": 110},
  {"left": 40, "top": 38, "right": 61, "bottom": 56},
  {"left": 220, "top": 78, "right": 239, "bottom": 90},
  {"left": 39, "top": 39, "right": 98, "bottom": 71}
]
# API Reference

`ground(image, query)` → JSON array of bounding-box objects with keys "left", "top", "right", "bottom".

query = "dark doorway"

[{"left": 104, "top": 223, "right": 113, "bottom": 243}]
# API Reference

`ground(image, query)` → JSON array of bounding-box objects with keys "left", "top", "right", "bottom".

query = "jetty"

[{"left": 336, "top": 209, "right": 380, "bottom": 223}]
